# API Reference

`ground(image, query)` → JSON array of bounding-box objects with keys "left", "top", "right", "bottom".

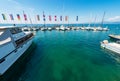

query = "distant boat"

[
  {"left": 76, "top": 27, "right": 80, "bottom": 30},
  {"left": 55, "top": 27, "right": 60, "bottom": 31},
  {"left": 92, "top": 12, "right": 109, "bottom": 31},
  {"left": 40, "top": 27, "right": 47, "bottom": 31},
  {"left": 109, "top": 34, "right": 120, "bottom": 40},
  {"left": 80, "top": 27, "right": 85, "bottom": 30},
  {"left": 60, "top": 25, "right": 66, "bottom": 31},
  {"left": 102, "top": 27, "right": 109, "bottom": 31},
  {"left": 47, "top": 27, "right": 52, "bottom": 31},
  {"left": 66, "top": 27, "right": 70, "bottom": 30},
  {"left": 71, "top": 27, "right": 77, "bottom": 30}
]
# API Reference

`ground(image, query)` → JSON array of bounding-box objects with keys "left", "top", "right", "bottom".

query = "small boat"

[
  {"left": 102, "top": 27, "right": 109, "bottom": 31},
  {"left": 85, "top": 27, "right": 92, "bottom": 31},
  {"left": 101, "top": 40, "right": 120, "bottom": 54},
  {"left": 66, "top": 27, "right": 70, "bottom": 31},
  {"left": 32, "top": 27, "right": 39, "bottom": 31},
  {"left": 22, "top": 27, "right": 30, "bottom": 31},
  {"left": 60, "top": 25, "right": 66, "bottom": 31},
  {"left": 76, "top": 27, "right": 80, "bottom": 30},
  {"left": 55, "top": 27, "right": 60, "bottom": 31},
  {"left": 96, "top": 26, "right": 103, "bottom": 31},
  {"left": 109, "top": 34, "right": 120, "bottom": 40},
  {"left": 47, "top": 27, "right": 52, "bottom": 31},
  {"left": 80, "top": 27, "right": 85, "bottom": 30},
  {"left": 71, "top": 27, "right": 77, "bottom": 30},
  {"left": 40, "top": 27, "right": 47, "bottom": 31},
  {"left": 92, "top": 27, "right": 97, "bottom": 31}
]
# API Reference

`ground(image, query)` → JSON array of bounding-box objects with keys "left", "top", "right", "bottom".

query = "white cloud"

[{"left": 107, "top": 16, "right": 120, "bottom": 22}]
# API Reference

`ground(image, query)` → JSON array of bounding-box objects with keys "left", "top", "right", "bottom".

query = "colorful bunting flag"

[
  {"left": 65, "top": 16, "right": 68, "bottom": 21},
  {"left": 49, "top": 15, "right": 52, "bottom": 21},
  {"left": 76, "top": 16, "right": 78, "bottom": 21},
  {"left": 2, "top": 14, "right": 7, "bottom": 20},
  {"left": 9, "top": 14, "right": 14, "bottom": 20},
  {"left": 23, "top": 11, "right": 27, "bottom": 21},
  {"left": 37, "top": 15, "right": 40, "bottom": 21},
  {"left": 17, "top": 14, "right": 20, "bottom": 21},
  {"left": 23, "top": 14, "right": 27, "bottom": 21},
  {"left": 43, "top": 11, "right": 46, "bottom": 21},
  {"left": 60, "top": 16, "right": 62, "bottom": 21},
  {"left": 55, "top": 16, "right": 57, "bottom": 21}
]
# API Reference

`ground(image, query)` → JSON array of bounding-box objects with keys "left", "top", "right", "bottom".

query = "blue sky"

[{"left": 0, "top": 0, "right": 120, "bottom": 24}]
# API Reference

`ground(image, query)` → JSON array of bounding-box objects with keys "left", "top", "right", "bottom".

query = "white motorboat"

[
  {"left": 101, "top": 40, "right": 120, "bottom": 54},
  {"left": 0, "top": 26, "right": 34, "bottom": 76}
]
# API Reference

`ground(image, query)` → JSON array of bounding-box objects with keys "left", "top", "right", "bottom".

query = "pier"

[{"left": 21, "top": 25, "right": 109, "bottom": 32}]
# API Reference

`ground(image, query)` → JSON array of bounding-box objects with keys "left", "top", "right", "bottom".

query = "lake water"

[{"left": 4, "top": 24, "right": 120, "bottom": 81}]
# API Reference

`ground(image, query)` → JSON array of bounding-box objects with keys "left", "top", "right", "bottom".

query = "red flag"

[
  {"left": 24, "top": 14, "right": 27, "bottom": 21},
  {"left": 65, "top": 16, "right": 68, "bottom": 21},
  {"left": 17, "top": 14, "right": 20, "bottom": 21},
  {"left": 23, "top": 11, "right": 27, "bottom": 21}
]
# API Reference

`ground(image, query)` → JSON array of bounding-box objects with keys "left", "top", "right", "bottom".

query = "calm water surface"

[{"left": 16, "top": 25, "right": 120, "bottom": 81}]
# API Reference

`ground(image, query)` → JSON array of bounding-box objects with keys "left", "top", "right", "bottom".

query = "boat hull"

[
  {"left": 0, "top": 38, "right": 33, "bottom": 75},
  {"left": 101, "top": 43, "right": 120, "bottom": 54},
  {"left": 0, "top": 39, "right": 35, "bottom": 81}
]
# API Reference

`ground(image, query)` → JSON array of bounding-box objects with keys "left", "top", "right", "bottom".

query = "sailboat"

[
  {"left": 92, "top": 12, "right": 109, "bottom": 31},
  {"left": 60, "top": 25, "right": 66, "bottom": 31},
  {"left": 98, "top": 12, "right": 109, "bottom": 31}
]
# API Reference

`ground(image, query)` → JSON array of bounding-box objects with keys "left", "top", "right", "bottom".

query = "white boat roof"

[
  {"left": 0, "top": 26, "right": 25, "bottom": 29},
  {"left": 0, "top": 26, "right": 18, "bottom": 29}
]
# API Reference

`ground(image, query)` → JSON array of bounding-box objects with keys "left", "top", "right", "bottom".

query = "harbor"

[
  {"left": 21, "top": 25, "right": 109, "bottom": 32},
  {"left": 0, "top": 24, "right": 120, "bottom": 81},
  {"left": 1, "top": 0, "right": 120, "bottom": 81}
]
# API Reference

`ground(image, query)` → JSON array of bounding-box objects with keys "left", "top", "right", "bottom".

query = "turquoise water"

[{"left": 13, "top": 25, "right": 120, "bottom": 81}]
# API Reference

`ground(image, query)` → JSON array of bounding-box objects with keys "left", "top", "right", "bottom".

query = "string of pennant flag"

[{"left": 1, "top": 13, "right": 79, "bottom": 22}]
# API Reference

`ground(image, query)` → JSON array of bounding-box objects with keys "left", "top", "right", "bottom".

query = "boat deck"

[
  {"left": 109, "top": 35, "right": 120, "bottom": 40},
  {"left": 101, "top": 42, "right": 120, "bottom": 54}
]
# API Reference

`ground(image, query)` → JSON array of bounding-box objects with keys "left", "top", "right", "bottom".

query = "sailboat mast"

[
  {"left": 88, "top": 13, "right": 92, "bottom": 27},
  {"left": 23, "top": 11, "right": 27, "bottom": 25},
  {"left": 62, "top": 0, "right": 64, "bottom": 27},
  {"left": 94, "top": 16, "right": 97, "bottom": 27},
  {"left": 43, "top": 11, "right": 45, "bottom": 28},
  {"left": 28, "top": 14, "right": 33, "bottom": 28},
  {"left": 101, "top": 12, "right": 106, "bottom": 27}
]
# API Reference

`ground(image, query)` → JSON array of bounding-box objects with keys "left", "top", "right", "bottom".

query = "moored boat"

[
  {"left": 0, "top": 26, "right": 34, "bottom": 76},
  {"left": 109, "top": 34, "right": 120, "bottom": 40},
  {"left": 47, "top": 27, "right": 52, "bottom": 31},
  {"left": 60, "top": 25, "right": 66, "bottom": 31},
  {"left": 101, "top": 40, "right": 120, "bottom": 54}
]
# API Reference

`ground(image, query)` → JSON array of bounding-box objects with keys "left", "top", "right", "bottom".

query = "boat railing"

[
  {"left": 15, "top": 33, "right": 33, "bottom": 47},
  {"left": 0, "top": 33, "right": 33, "bottom": 64}
]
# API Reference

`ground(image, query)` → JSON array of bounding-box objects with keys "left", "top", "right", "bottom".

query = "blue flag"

[
  {"left": 76, "top": 16, "right": 78, "bottom": 21},
  {"left": 60, "top": 16, "right": 62, "bottom": 21}
]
